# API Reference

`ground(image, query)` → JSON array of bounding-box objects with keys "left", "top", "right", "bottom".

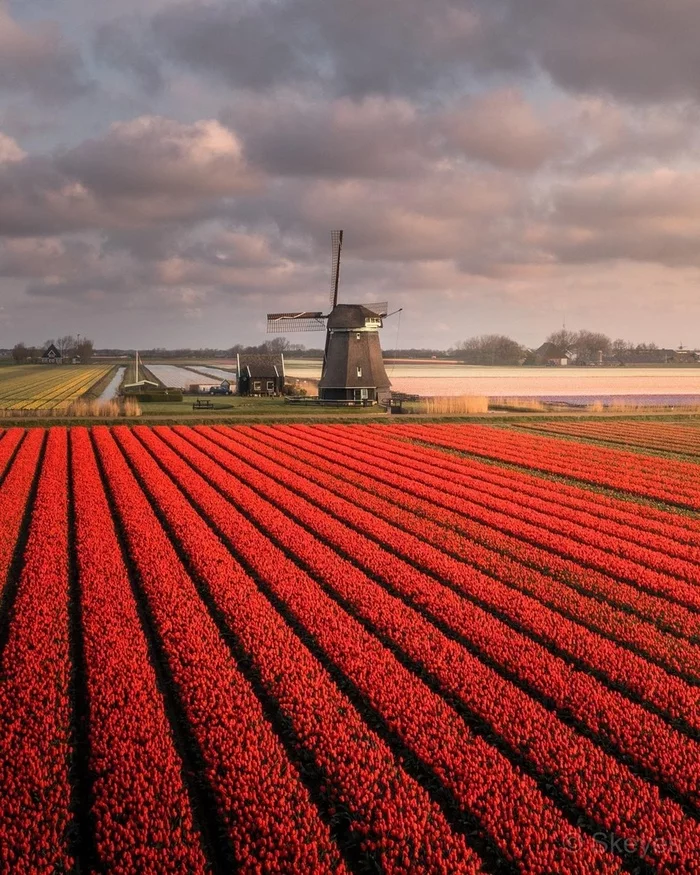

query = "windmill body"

[
  {"left": 267, "top": 231, "right": 393, "bottom": 404},
  {"left": 318, "top": 304, "right": 390, "bottom": 402}
]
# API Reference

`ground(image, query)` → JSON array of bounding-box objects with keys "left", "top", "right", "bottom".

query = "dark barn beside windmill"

[
  {"left": 318, "top": 305, "right": 391, "bottom": 404},
  {"left": 236, "top": 353, "right": 285, "bottom": 396}
]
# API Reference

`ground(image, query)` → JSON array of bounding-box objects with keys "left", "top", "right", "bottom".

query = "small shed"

[
  {"left": 41, "top": 343, "right": 62, "bottom": 364},
  {"left": 122, "top": 378, "right": 160, "bottom": 392},
  {"left": 236, "top": 354, "right": 285, "bottom": 396}
]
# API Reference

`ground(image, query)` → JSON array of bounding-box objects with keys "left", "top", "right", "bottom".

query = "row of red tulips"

[
  {"left": 323, "top": 424, "right": 700, "bottom": 595},
  {"left": 273, "top": 423, "right": 700, "bottom": 645},
  {"left": 3, "top": 422, "right": 699, "bottom": 872},
  {"left": 113, "top": 425, "right": 484, "bottom": 875},
  {"left": 91, "top": 426, "right": 345, "bottom": 874},
  {"left": 0, "top": 430, "right": 43, "bottom": 598},
  {"left": 0, "top": 427, "right": 22, "bottom": 482},
  {"left": 517, "top": 420, "right": 700, "bottom": 457},
  {"left": 70, "top": 427, "right": 207, "bottom": 873},
  {"left": 184, "top": 426, "right": 700, "bottom": 823},
  {"left": 359, "top": 422, "right": 700, "bottom": 546},
  {"left": 230, "top": 420, "right": 700, "bottom": 756},
  {"left": 0, "top": 429, "right": 73, "bottom": 873},
  {"left": 257, "top": 425, "right": 700, "bottom": 694},
  {"left": 132, "top": 424, "right": 618, "bottom": 874},
  {"left": 396, "top": 422, "right": 700, "bottom": 510},
  {"left": 256, "top": 424, "right": 700, "bottom": 644}
]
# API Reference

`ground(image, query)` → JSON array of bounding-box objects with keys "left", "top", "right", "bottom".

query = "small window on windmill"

[
  {"left": 356, "top": 333, "right": 361, "bottom": 340},
  {"left": 356, "top": 366, "right": 362, "bottom": 377}
]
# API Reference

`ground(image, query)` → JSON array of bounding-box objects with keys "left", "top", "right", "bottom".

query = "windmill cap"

[{"left": 327, "top": 304, "right": 383, "bottom": 329}]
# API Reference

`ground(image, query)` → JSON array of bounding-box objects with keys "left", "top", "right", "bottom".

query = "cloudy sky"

[{"left": 1, "top": 0, "right": 699, "bottom": 350}]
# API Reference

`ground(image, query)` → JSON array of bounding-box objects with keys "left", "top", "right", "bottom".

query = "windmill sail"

[
  {"left": 266, "top": 311, "right": 326, "bottom": 333},
  {"left": 330, "top": 230, "right": 343, "bottom": 310}
]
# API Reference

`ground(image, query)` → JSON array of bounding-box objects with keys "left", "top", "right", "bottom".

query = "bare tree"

[
  {"left": 455, "top": 335, "right": 527, "bottom": 366},
  {"left": 75, "top": 338, "right": 94, "bottom": 363},
  {"left": 545, "top": 329, "right": 577, "bottom": 351},
  {"left": 263, "top": 337, "right": 291, "bottom": 354},
  {"left": 12, "top": 342, "right": 28, "bottom": 364},
  {"left": 57, "top": 335, "right": 76, "bottom": 357},
  {"left": 547, "top": 329, "right": 611, "bottom": 362}
]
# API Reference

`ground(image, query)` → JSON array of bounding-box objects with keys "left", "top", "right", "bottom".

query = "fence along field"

[
  {"left": 0, "top": 422, "right": 699, "bottom": 872},
  {"left": 0, "top": 365, "right": 112, "bottom": 410}
]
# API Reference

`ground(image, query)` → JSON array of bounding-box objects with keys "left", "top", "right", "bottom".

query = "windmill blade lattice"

[
  {"left": 266, "top": 311, "right": 327, "bottom": 333},
  {"left": 330, "top": 230, "right": 343, "bottom": 309}
]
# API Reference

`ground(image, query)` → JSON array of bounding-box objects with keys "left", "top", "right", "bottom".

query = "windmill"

[{"left": 267, "top": 231, "right": 396, "bottom": 404}]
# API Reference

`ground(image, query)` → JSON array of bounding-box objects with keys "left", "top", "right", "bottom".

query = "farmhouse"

[
  {"left": 41, "top": 343, "right": 62, "bottom": 364},
  {"left": 531, "top": 342, "right": 570, "bottom": 366},
  {"left": 237, "top": 353, "right": 284, "bottom": 396}
]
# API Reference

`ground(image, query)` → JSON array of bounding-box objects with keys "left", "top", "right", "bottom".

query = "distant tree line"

[
  {"left": 12, "top": 335, "right": 94, "bottom": 364},
  {"left": 452, "top": 335, "right": 527, "bottom": 366},
  {"left": 7, "top": 330, "right": 681, "bottom": 367},
  {"left": 447, "top": 330, "right": 682, "bottom": 366},
  {"left": 542, "top": 330, "right": 671, "bottom": 363}
]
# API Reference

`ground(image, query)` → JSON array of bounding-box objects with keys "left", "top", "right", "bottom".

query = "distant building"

[
  {"left": 532, "top": 342, "right": 571, "bottom": 366},
  {"left": 237, "top": 353, "right": 284, "bottom": 396},
  {"left": 615, "top": 349, "right": 682, "bottom": 365},
  {"left": 41, "top": 343, "right": 62, "bottom": 364},
  {"left": 122, "top": 378, "right": 160, "bottom": 392}
]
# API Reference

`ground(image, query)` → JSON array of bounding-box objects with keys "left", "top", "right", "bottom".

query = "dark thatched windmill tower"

[{"left": 267, "top": 231, "right": 395, "bottom": 404}]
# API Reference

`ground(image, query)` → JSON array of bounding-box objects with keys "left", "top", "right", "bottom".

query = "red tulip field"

[
  {"left": 514, "top": 419, "right": 700, "bottom": 459},
  {"left": 0, "top": 421, "right": 699, "bottom": 873}
]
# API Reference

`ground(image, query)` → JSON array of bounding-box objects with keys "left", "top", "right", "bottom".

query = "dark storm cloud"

[
  {"left": 0, "top": 5, "right": 89, "bottom": 101},
  {"left": 532, "top": 170, "right": 700, "bottom": 268},
  {"left": 58, "top": 116, "right": 259, "bottom": 198},
  {"left": 94, "top": 19, "right": 164, "bottom": 94},
  {"left": 0, "top": 116, "right": 261, "bottom": 236},
  {"left": 151, "top": 0, "right": 700, "bottom": 103},
  {"left": 440, "top": 90, "right": 567, "bottom": 172},
  {"left": 153, "top": 1, "right": 314, "bottom": 91},
  {"left": 3, "top": 0, "right": 700, "bottom": 347},
  {"left": 496, "top": 0, "right": 700, "bottom": 103},
  {"left": 222, "top": 95, "right": 431, "bottom": 179},
  {"left": 153, "top": 0, "right": 481, "bottom": 98}
]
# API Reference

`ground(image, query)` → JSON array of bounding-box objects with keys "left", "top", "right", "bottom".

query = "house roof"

[
  {"left": 42, "top": 343, "right": 60, "bottom": 358},
  {"left": 122, "top": 379, "right": 160, "bottom": 389},
  {"left": 326, "top": 304, "right": 383, "bottom": 330},
  {"left": 237, "top": 353, "right": 285, "bottom": 379},
  {"left": 534, "top": 342, "right": 569, "bottom": 359}
]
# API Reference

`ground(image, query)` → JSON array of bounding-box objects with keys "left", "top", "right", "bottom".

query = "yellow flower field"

[{"left": 0, "top": 365, "right": 113, "bottom": 410}]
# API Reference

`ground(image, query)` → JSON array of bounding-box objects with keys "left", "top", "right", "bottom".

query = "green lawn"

[
  {"left": 136, "top": 397, "right": 384, "bottom": 417},
  {"left": 0, "top": 395, "right": 392, "bottom": 426}
]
